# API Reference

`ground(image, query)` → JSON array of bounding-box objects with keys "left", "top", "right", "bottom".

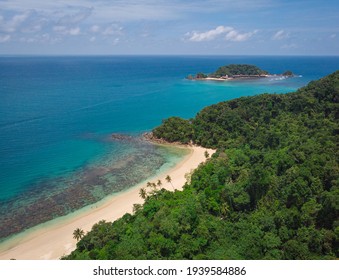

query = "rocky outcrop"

[{"left": 142, "top": 132, "right": 192, "bottom": 146}]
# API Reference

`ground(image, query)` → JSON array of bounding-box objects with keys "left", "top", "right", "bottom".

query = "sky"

[{"left": 0, "top": 0, "right": 338, "bottom": 55}]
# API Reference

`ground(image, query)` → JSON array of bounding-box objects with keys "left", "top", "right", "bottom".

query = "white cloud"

[
  {"left": 57, "top": 7, "right": 93, "bottom": 25},
  {"left": 90, "top": 25, "right": 100, "bottom": 33},
  {"left": 187, "top": 26, "right": 256, "bottom": 42},
  {"left": 188, "top": 26, "right": 233, "bottom": 42},
  {"left": 225, "top": 29, "right": 258, "bottom": 42},
  {"left": 272, "top": 30, "right": 289, "bottom": 40},
  {"left": 0, "top": 35, "right": 11, "bottom": 43},
  {"left": 69, "top": 27, "right": 81, "bottom": 36},
  {"left": 53, "top": 26, "right": 81, "bottom": 36},
  {"left": 0, "top": 11, "right": 31, "bottom": 33},
  {"left": 102, "top": 24, "right": 123, "bottom": 36}
]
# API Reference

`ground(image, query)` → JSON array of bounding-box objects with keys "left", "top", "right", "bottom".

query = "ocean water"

[{"left": 0, "top": 55, "right": 338, "bottom": 240}]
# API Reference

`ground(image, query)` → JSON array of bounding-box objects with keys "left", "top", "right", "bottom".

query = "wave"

[
  {"left": 269, "top": 76, "right": 287, "bottom": 81},
  {"left": 0, "top": 116, "right": 47, "bottom": 130}
]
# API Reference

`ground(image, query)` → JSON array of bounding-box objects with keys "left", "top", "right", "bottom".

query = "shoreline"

[
  {"left": 189, "top": 74, "right": 295, "bottom": 82},
  {"left": 0, "top": 144, "right": 215, "bottom": 260},
  {"left": 195, "top": 75, "right": 276, "bottom": 82}
]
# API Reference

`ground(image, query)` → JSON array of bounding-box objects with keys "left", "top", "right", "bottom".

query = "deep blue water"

[{"left": 0, "top": 55, "right": 338, "bottom": 239}]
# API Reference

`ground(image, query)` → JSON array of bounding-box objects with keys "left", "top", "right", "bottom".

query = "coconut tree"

[
  {"left": 165, "top": 175, "right": 174, "bottom": 190},
  {"left": 139, "top": 187, "right": 147, "bottom": 200},
  {"left": 220, "top": 202, "right": 230, "bottom": 219},
  {"left": 157, "top": 179, "right": 162, "bottom": 188},
  {"left": 146, "top": 181, "right": 158, "bottom": 196},
  {"left": 133, "top": 203, "right": 142, "bottom": 214},
  {"left": 73, "top": 228, "right": 85, "bottom": 241}
]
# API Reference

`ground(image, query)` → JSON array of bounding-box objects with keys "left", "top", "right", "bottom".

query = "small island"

[{"left": 187, "top": 64, "right": 294, "bottom": 81}]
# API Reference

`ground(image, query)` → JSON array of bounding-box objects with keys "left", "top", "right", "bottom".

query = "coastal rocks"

[
  {"left": 111, "top": 133, "right": 134, "bottom": 141},
  {"left": 143, "top": 132, "right": 192, "bottom": 146},
  {"left": 143, "top": 132, "right": 166, "bottom": 144}
]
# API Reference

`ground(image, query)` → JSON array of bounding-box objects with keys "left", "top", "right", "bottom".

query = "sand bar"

[{"left": 0, "top": 145, "right": 215, "bottom": 260}]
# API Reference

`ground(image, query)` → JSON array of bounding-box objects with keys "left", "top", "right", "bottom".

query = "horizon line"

[{"left": 1, "top": 54, "right": 339, "bottom": 57}]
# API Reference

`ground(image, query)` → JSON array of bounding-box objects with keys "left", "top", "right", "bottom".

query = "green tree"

[
  {"left": 165, "top": 175, "right": 174, "bottom": 190},
  {"left": 157, "top": 180, "right": 162, "bottom": 188},
  {"left": 152, "top": 117, "right": 193, "bottom": 144},
  {"left": 73, "top": 228, "right": 85, "bottom": 242},
  {"left": 139, "top": 187, "right": 147, "bottom": 200}
]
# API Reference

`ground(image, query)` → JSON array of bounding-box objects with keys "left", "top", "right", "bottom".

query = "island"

[{"left": 187, "top": 64, "right": 294, "bottom": 81}]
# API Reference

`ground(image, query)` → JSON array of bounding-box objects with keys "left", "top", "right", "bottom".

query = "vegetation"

[
  {"left": 196, "top": 72, "right": 208, "bottom": 79},
  {"left": 73, "top": 228, "right": 85, "bottom": 242},
  {"left": 190, "top": 64, "right": 295, "bottom": 79},
  {"left": 153, "top": 116, "right": 193, "bottom": 144},
  {"left": 188, "top": 64, "right": 270, "bottom": 79},
  {"left": 211, "top": 64, "right": 269, "bottom": 78},
  {"left": 139, "top": 187, "right": 147, "bottom": 200},
  {"left": 282, "top": 70, "right": 294, "bottom": 76},
  {"left": 64, "top": 71, "right": 338, "bottom": 260}
]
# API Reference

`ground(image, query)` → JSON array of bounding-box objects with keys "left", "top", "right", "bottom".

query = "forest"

[
  {"left": 64, "top": 71, "right": 338, "bottom": 260},
  {"left": 211, "top": 64, "right": 269, "bottom": 77}
]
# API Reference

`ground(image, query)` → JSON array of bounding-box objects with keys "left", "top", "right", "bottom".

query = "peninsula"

[{"left": 187, "top": 64, "right": 294, "bottom": 81}]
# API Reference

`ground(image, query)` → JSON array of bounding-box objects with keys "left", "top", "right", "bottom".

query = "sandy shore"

[{"left": 0, "top": 145, "right": 215, "bottom": 260}]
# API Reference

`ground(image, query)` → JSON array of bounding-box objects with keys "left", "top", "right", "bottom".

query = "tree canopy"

[
  {"left": 64, "top": 71, "right": 339, "bottom": 260},
  {"left": 153, "top": 117, "right": 193, "bottom": 144},
  {"left": 211, "top": 64, "right": 269, "bottom": 77}
]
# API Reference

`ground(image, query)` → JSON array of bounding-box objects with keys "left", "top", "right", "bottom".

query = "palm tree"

[
  {"left": 139, "top": 187, "right": 147, "bottom": 199},
  {"left": 146, "top": 181, "right": 157, "bottom": 197},
  {"left": 73, "top": 228, "right": 85, "bottom": 241},
  {"left": 204, "top": 150, "right": 210, "bottom": 159},
  {"left": 220, "top": 203, "right": 230, "bottom": 219},
  {"left": 165, "top": 175, "right": 174, "bottom": 190},
  {"left": 157, "top": 179, "right": 162, "bottom": 188},
  {"left": 133, "top": 203, "right": 142, "bottom": 214}
]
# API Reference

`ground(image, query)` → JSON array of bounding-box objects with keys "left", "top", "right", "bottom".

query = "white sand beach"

[{"left": 0, "top": 145, "right": 215, "bottom": 260}]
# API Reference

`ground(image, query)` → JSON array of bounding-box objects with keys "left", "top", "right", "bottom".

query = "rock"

[{"left": 111, "top": 133, "right": 134, "bottom": 141}]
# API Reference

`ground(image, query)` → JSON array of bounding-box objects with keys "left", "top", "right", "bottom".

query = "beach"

[{"left": 0, "top": 145, "right": 214, "bottom": 260}]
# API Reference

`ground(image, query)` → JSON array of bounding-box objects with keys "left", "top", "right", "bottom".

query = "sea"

[{"left": 0, "top": 55, "right": 338, "bottom": 241}]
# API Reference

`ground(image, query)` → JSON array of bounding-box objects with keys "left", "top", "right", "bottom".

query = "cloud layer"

[
  {"left": 0, "top": 0, "right": 337, "bottom": 55},
  {"left": 187, "top": 26, "right": 257, "bottom": 42},
  {"left": 0, "top": 6, "right": 125, "bottom": 45}
]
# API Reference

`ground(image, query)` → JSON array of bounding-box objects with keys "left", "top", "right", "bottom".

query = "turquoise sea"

[{"left": 0, "top": 55, "right": 338, "bottom": 241}]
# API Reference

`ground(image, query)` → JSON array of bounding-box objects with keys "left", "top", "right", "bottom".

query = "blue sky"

[{"left": 0, "top": 0, "right": 338, "bottom": 55}]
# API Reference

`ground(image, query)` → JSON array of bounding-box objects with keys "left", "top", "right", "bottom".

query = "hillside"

[{"left": 64, "top": 71, "right": 338, "bottom": 260}]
